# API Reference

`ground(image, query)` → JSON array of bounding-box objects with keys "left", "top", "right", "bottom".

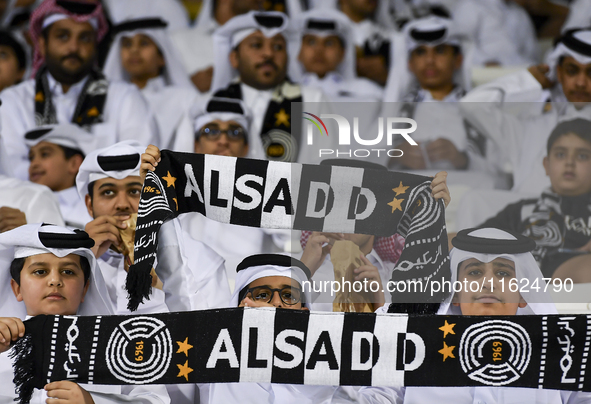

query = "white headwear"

[
  {"left": 103, "top": 17, "right": 192, "bottom": 88},
  {"left": 438, "top": 228, "right": 557, "bottom": 316},
  {"left": 76, "top": 140, "right": 144, "bottom": 200},
  {"left": 231, "top": 254, "right": 312, "bottom": 307},
  {"left": 192, "top": 96, "right": 252, "bottom": 136},
  {"left": 547, "top": 28, "right": 591, "bottom": 81},
  {"left": 383, "top": 15, "right": 472, "bottom": 102},
  {"left": 210, "top": 11, "right": 300, "bottom": 92},
  {"left": 291, "top": 9, "right": 356, "bottom": 82},
  {"left": 24, "top": 123, "right": 95, "bottom": 156},
  {"left": 194, "top": 0, "right": 304, "bottom": 33},
  {"left": 0, "top": 223, "right": 114, "bottom": 319}
]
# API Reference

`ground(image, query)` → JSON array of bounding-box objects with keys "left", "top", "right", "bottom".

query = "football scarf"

[
  {"left": 214, "top": 81, "right": 303, "bottom": 162},
  {"left": 126, "top": 151, "right": 449, "bottom": 311},
  {"left": 11, "top": 309, "right": 591, "bottom": 404},
  {"left": 34, "top": 65, "right": 108, "bottom": 128}
]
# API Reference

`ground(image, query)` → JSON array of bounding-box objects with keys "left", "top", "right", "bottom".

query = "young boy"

[
  {"left": 338, "top": 228, "right": 588, "bottom": 403},
  {"left": 198, "top": 253, "right": 337, "bottom": 403},
  {"left": 79, "top": 141, "right": 230, "bottom": 316},
  {"left": 478, "top": 118, "right": 591, "bottom": 279},
  {"left": 0, "top": 223, "right": 169, "bottom": 403},
  {"left": 294, "top": 9, "right": 383, "bottom": 102},
  {"left": 25, "top": 124, "right": 94, "bottom": 229},
  {"left": 103, "top": 17, "right": 197, "bottom": 150}
]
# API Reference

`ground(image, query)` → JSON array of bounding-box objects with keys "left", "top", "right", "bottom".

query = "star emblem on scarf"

[
  {"left": 275, "top": 108, "right": 290, "bottom": 127},
  {"left": 177, "top": 360, "right": 193, "bottom": 381},
  {"left": 392, "top": 181, "right": 409, "bottom": 196},
  {"left": 162, "top": 172, "right": 176, "bottom": 188},
  {"left": 86, "top": 106, "right": 99, "bottom": 117},
  {"left": 388, "top": 197, "right": 403, "bottom": 213},
  {"left": 439, "top": 320, "right": 456, "bottom": 338},
  {"left": 173, "top": 198, "right": 178, "bottom": 211},
  {"left": 176, "top": 337, "right": 193, "bottom": 357},
  {"left": 35, "top": 92, "right": 44, "bottom": 102},
  {"left": 439, "top": 341, "right": 455, "bottom": 362}
]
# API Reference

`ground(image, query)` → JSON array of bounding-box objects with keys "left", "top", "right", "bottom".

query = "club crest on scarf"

[{"left": 127, "top": 151, "right": 449, "bottom": 311}]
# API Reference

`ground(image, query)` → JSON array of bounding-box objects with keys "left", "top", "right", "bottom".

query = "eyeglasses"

[
  {"left": 246, "top": 286, "right": 302, "bottom": 305},
  {"left": 198, "top": 125, "right": 246, "bottom": 142}
]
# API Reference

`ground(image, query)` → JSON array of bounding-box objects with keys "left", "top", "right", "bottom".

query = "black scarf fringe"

[
  {"left": 125, "top": 267, "right": 153, "bottom": 311},
  {"left": 9, "top": 333, "right": 34, "bottom": 404}
]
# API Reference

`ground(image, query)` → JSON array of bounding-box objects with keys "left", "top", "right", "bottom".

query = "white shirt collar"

[
  {"left": 55, "top": 186, "right": 80, "bottom": 208},
  {"left": 46, "top": 71, "right": 89, "bottom": 97},
  {"left": 142, "top": 76, "right": 167, "bottom": 93}
]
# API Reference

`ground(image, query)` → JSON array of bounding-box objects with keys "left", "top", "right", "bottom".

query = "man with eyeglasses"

[
  {"left": 197, "top": 253, "right": 337, "bottom": 403},
  {"left": 150, "top": 97, "right": 294, "bottom": 288}
]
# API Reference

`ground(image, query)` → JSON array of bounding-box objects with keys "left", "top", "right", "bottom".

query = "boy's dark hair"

[
  {"left": 87, "top": 181, "right": 95, "bottom": 199},
  {"left": 547, "top": 118, "right": 591, "bottom": 155},
  {"left": 10, "top": 254, "right": 91, "bottom": 286},
  {"left": 59, "top": 145, "right": 85, "bottom": 160}
]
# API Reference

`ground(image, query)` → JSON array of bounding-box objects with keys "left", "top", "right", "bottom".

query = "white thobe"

[
  {"left": 239, "top": 82, "right": 335, "bottom": 165},
  {"left": 178, "top": 213, "right": 292, "bottom": 286},
  {"left": 563, "top": 0, "right": 591, "bottom": 32},
  {"left": 452, "top": 0, "right": 533, "bottom": 66},
  {"left": 102, "top": 0, "right": 190, "bottom": 31},
  {"left": 300, "top": 72, "right": 383, "bottom": 102},
  {"left": 333, "top": 385, "right": 591, "bottom": 403},
  {"left": 0, "top": 72, "right": 159, "bottom": 180},
  {"left": 55, "top": 186, "right": 92, "bottom": 230},
  {"left": 198, "top": 382, "right": 335, "bottom": 404},
  {"left": 304, "top": 248, "right": 394, "bottom": 312},
  {"left": 141, "top": 76, "right": 199, "bottom": 151},
  {"left": 460, "top": 69, "right": 591, "bottom": 195},
  {"left": 0, "top": 174, "right": 64, "bottom": 226}
]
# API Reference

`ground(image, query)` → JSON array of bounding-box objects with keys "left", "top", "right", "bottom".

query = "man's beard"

[{"left": 45, "top": 52, "right": 95, "bottom": 85}]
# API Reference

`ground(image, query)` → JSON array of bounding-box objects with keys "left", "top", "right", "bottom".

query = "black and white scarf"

[
  {"left": 214, "top": 81, "right": 303, "bottom": 161},
  {"left": 34, "top": 65, "right": 108, "bottom": 128},
  {"left": 126, "top": 151, "right": 449, "bottom": 311},
  {"left": 11, "top": 309, "right": 591, "bottom": 404}
]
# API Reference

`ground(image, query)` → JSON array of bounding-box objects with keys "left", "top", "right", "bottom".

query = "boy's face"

[
  {"left": 543, "top": 133, "right": 591, "bottom": 196},
  {"left": 298, "top": 34, "right": 345, "bottom": 79},
  {"left": 194, "top": 119, "right": 249, "bottom": 157},
  {"left": 453, "top": 257, "right": 526, "bottom": 316},
  {"left": 0, "top": 44, "right": 24, "bottom": 91},
  {"left": 85, "top": 176, "right": 142, "bottom": 219},
  {"left": 556, "top": 56, "right": 591, "bottom": 104},
  {"left": 230, "top": 31, "right": 288, "bottom": 90},
  {"left": 408, "top": 44, "right": 462, "bottom": 90},
  {"left": 239, "top": 275, "right": 308, "bottom": 310},
  {"left": 28, "top": 141, "right": 82, "bottom": 192},
  {"left": 120, "top": 33, "right": 164, "bottom": 81},
  {"left": 11, "top": 253, "right": 89, "bottom": 316}
]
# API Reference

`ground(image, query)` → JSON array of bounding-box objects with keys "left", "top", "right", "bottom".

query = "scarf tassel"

[
  {"left": 10, "top": 333, "right": 35, "bottom": 404},
  {"left": 125, "top": 267, "right": 153, "bottom": 311}
]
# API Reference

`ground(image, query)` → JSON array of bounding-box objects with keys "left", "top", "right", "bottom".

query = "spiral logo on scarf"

[
  {"left": 106, "top": 316, "right": 173, "bottom": 384},
  {"left": 138, "top": 171, "right": 172, "bottom": 219},
  {"left": 459, "top": 320, "right": 532, "bottom": 386}
]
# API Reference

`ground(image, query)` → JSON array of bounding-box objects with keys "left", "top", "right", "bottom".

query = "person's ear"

[
  {"left": 543, "top": 155, "right": 550, "bottom": 176},
  {"left": 11, "top": 279, "right": 22, "bottom": 302},
  {"left": 67, "top": 154, "right": 84, "bottom": 176},
  {"left": 229, "top": 49, "right": 239, "bottom": 70},
  {"left": 85, "top": 193, "right": 94, "bottom": 217},
  {"left": 300, "top": 306, "right": 309, "bottom": 311},
  {"left": 518, "top": 296, "right": 527, "bottom": 309}
]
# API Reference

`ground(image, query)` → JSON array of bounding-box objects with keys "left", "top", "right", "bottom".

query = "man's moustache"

[
  {"left": 256, "top": 61, "right": 277, "bottom": 70},
  {"left": 61, "top": 54, "right": 83, "bottom": 63}
]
